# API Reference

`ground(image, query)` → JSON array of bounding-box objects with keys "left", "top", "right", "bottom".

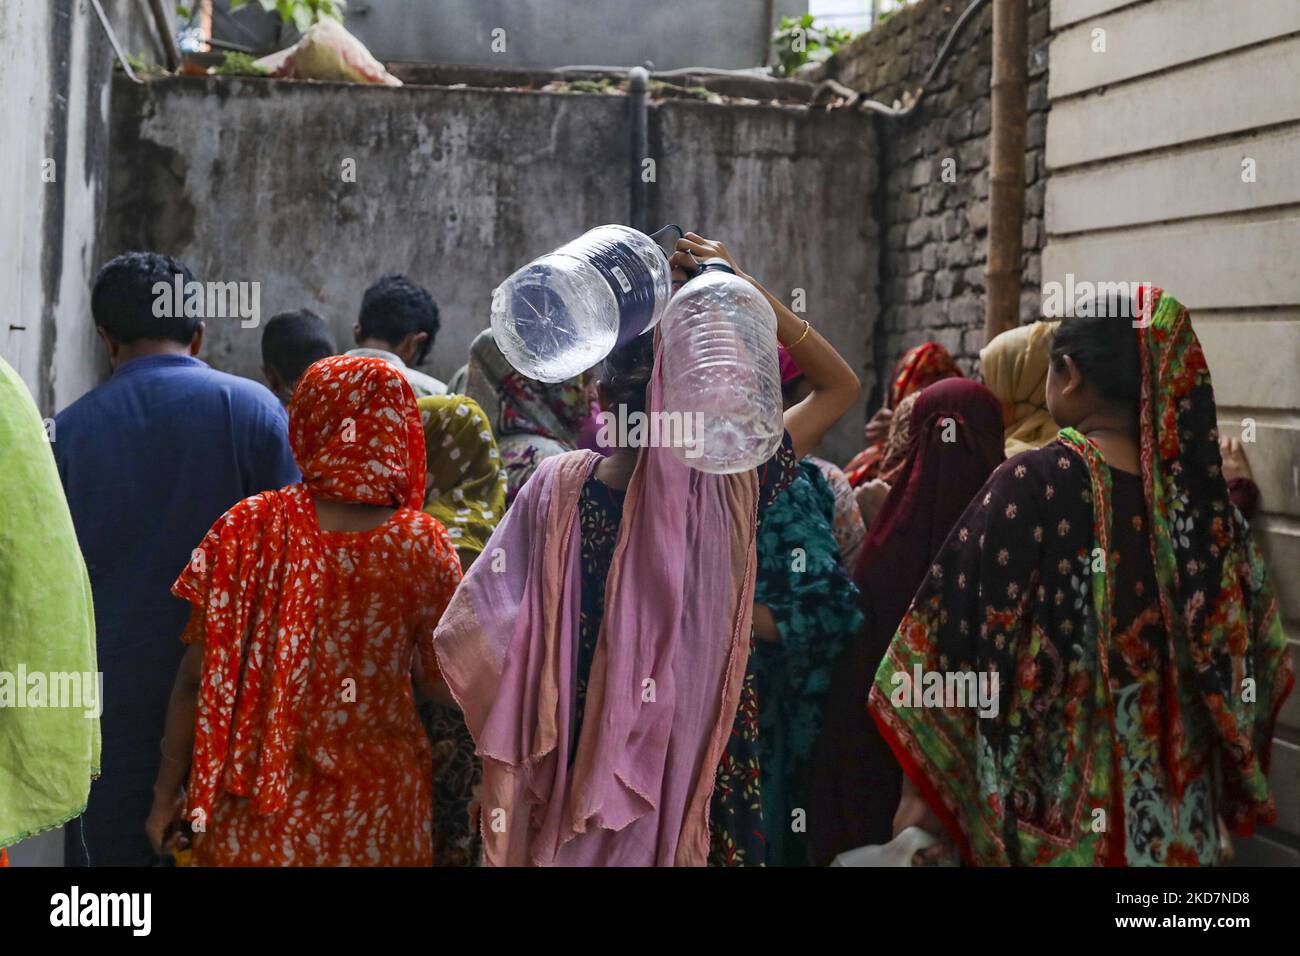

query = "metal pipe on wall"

[{"left": 985, "top": 0, "right": 1028, "bottom": 344}]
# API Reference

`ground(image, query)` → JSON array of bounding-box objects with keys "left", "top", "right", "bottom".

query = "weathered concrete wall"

[
  {"left": 107, "top": 76, "right": 630, "bottom": 408},
  {"left": 652, "top": 100, "right": 878, "bottom": 458},
  {"left": 822, "top": 0, "right": 1051, "bottom": 391},
  {"left": 105, "top": 75, "right": 878, "bottom": 462},
  {"left": 343, "top": 0, "right": 808, "bottom": 72},
  {"left": 1045, "top": 0, "right": 1300, "bottom": 866},
  {"left": 0, "top": 0, "right": 116, "bottom": 416}
]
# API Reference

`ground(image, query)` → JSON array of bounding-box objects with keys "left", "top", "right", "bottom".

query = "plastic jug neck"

[{"left": 677, "top": 257, "right": 736, "bottom": 292}]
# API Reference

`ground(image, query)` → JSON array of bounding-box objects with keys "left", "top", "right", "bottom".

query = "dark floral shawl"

[
  {"left": 868, "top": 289, "right": 1293, "bottom": 866},
  {"left": 463, "top": 329, "right": 590, "bottom": 505}
]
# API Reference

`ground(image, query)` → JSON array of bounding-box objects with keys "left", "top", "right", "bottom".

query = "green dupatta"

[{"left": 0, "top": 357, "right": 100, "bottom": 848}]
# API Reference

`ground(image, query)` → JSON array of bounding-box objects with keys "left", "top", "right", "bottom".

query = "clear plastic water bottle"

[
  {"left": 660, "top": 261, "right": 784, "bottom": 474},
  {"left": 491, "top": 225, "right": 672, "bottom": 383}
]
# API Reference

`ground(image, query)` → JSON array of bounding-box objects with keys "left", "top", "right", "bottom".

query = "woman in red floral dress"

[{"left": 146, "top": 356, "right": 462, "bottom": 866}]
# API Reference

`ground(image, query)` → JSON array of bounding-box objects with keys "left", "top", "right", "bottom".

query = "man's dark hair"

[
  {"left": 358, "top": 274, "right": 440, "bottom": 365},
  {"left": 1049, "top": 294, "right": 1142, "bottom": 406},
  {"left": 262, "top": 309, "right": 337, "bottom": 385},
  {"left": 91, "top": 252, "right": 200, "bottom": 345}
]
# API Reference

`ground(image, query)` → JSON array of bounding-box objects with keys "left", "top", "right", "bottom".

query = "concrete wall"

[
  {"left": 105, "top": 75, "right": 877, "bottom": 462},
  {"left": 1044, "top": 0, "right": 1300, "bottom": 865},
  {"left": 0, "top": 0, "right": 116, "bottom": 417},
  {"left": 651, "top": 99, "right": 879, "bottom": 456},
  {"left": 821, "top": 0, "right": 1051, "bottom": 397},
  {"left": 342, "top": 0, "right": 808, "bottom": 72},
  {"left": 0, "top": 0, "right": 120, "bottom": 866}
]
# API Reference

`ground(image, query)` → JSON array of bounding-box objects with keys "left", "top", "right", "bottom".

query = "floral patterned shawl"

[
  {"left": 876, "top": 391, "right": 920, "bottom": 486},
  {"left": 418, "top": 395, "right": 506, "bottom": 570},
  {"left": 463, "top": 329, "right": 589, "bottom": 505},
  {"left": 173, "top": 356, "right": 428, "bottom": 822},
  {"left": 868, "top": 289, "right": 1293, "bottom": 865},
  {"left": 845, "top": 342, "right": 963, "bottom": 486},
  {"left": 751, "top": 458, "right": 863, "bottom": 865}
]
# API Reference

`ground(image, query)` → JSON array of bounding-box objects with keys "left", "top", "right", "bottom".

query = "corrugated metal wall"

[{"left": 1043, "top": 0, "right": 1300, "bottom": 864}]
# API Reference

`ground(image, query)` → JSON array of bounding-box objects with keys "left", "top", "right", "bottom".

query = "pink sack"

[{"left": 255, "top": 18, "right": 401, "bottom": 86}]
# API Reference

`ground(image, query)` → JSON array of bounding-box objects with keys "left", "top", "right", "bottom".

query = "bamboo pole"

[
  {"left": 201, "top": 0, "right": 214, "bottom": 53},
  {"left": 985, "top": 0, "right": 1028, "bottom": 344}
]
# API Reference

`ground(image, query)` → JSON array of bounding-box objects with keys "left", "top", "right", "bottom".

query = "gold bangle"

[{"left": 785, "top": 319, "right": 812, "bottom": 349}]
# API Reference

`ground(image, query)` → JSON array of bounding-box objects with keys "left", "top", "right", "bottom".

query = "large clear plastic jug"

[
  {"left": 491, "top": 224, "right": 672, "bottom": 383},
  {"left": 660, "top": 264, "right": 784, "bottom": 474}
]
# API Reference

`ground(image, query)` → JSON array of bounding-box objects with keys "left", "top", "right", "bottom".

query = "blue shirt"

[{"left": 53, "top": 354, "right": 299, "bottom": 778}]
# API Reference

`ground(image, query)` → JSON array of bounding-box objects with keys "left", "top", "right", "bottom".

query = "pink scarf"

[{"left": 434, "top": 346, "right": 759, "bottom": 866}]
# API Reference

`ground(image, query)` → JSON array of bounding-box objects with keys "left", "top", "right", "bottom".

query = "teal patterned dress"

[{"left": 751, "top": 458, "right": 863, "bottom": 866}]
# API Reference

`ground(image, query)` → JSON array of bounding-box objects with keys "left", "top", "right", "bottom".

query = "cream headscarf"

[{"left": 979, "top": 320, "right": 1060, "bottom": 458}]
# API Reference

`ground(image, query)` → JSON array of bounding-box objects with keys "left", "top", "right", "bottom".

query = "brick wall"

[{"left": 822, "top": 0, "right": 1050, "bottom": 391}]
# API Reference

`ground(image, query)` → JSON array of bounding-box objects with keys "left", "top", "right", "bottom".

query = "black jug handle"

[{"left": 648, "top": 223, "right": 685, "bottom": 244}]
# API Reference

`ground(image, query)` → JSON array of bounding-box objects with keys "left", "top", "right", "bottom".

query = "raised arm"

[{"left": 671, "top": 234, "right": 861, "bottom": 460}]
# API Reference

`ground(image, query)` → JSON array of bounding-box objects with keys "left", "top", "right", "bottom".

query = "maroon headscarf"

[
  {"left": 810, "top": 378, "right": 1005, "bottom": 863},
  {"left": 854, "top": 379, "right": 1006, "bottom": 626}
]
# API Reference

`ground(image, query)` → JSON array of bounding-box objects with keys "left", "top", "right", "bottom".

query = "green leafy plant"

[
  {"left": 228, "top": 0, "right": 347, "bottom": 33},
  {"left": 569, "top": 78, "right": 612, "bottom": 94},
  {"left": 119, "top": 52, "right": 164, "bottom": 75},
  {"left": 770, "top": 13, "right": 853, "bottom": 77},
  {"left": 214, "top": 50, "right": 271, "bottom": 76}
]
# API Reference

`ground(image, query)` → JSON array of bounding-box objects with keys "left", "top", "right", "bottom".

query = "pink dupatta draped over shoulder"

[{"left": 433, "top": 345, "right": 760, "bottom": 866}]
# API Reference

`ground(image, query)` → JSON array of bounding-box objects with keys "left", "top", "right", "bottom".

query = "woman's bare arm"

[
  {"left": 752, "top": 603, "right": 782, "bottom": 644},
  {"left": 146, "top": 632, "right": 203, "bottom": 854}
]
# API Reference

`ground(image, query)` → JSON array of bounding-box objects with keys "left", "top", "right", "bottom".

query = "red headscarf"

[
  {"left": 173, "top": 356, "right": 427, "bottom": 822},
  {"left": 290, "top": 356, "right": 427, "bottom": 508},
  {"left": 844, "top": 341, "right": 964, "bottom": 486},
  {"left": 887, "top": 341, "right": 963, "bottom": 408}
]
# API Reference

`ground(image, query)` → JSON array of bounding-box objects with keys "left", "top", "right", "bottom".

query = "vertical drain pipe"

[
  {"left": 985, "top": 0, "right": 1028, "bottom": 343},
  {"left": 628, "top": 66, "right": 650, "bottom": 232}
]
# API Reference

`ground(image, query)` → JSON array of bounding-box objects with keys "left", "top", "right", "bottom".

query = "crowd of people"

[{"left": 0, "top": 236, "right": 1291, "bottom": 867}]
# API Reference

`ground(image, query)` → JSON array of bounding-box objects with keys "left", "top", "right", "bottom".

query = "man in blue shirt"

[{"left": 54, "top": 252, "right": 299, "bottom": 866}]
